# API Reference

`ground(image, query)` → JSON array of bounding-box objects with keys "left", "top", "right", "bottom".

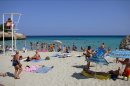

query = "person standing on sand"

[
  {"left": 85, "top": 46, "right": 93, "bottom": 69},
  {"left": 12, "top": 51, "right": 22, "bottom": 79},
  {"left": 30, "top": 42, "right": 33, "bottom": 50}
]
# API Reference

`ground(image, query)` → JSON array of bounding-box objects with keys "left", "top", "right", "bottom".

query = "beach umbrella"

[
  {"left": 53, "top": 40, "right": 62, "bottom": 44},
  {"left": 109, "top": 49, "right": 130, "bottom": 59}
]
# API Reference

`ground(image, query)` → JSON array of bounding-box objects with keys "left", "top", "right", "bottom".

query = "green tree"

[{"left": 0, "top": 23, "right": 9, "bottom": 32}]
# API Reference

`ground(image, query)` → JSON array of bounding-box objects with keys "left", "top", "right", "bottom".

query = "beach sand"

[{"left": 0, "top": 51, "right": 130, "bottom": 86}]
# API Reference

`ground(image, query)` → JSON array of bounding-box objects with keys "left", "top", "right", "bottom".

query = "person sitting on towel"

[
  {"left": 26, "top": 51, "right": 41, "bottom": 61},
  {"left": 31, "top": 51, "right": 41, "bottom": 60}
]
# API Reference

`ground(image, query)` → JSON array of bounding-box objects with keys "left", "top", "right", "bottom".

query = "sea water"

[{"left": 0, "top": 36, "right": 125, "bottom": 51}]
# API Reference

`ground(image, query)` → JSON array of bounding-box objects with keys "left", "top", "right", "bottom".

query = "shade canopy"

[
  {"left": 109, "top": 49, "right": 130, "bottom": 58},
  {"left": 89, "top": 56, "right": 109, "bottom": 65},
  {"left": 88, "top": 48, "right": 109, "bottom": 65}
]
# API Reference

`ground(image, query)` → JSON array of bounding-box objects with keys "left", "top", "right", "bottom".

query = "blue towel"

[
  {"left": 31, "top": 59, "right": 44, "bottom": 62},
  {"left": 51, "top": 53, "right": 60, "bottom": 57},
  {"left": 35, "top": 66, "right": 53, "bottom": 73}
]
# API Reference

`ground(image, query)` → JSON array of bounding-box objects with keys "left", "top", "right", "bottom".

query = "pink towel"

[{"left": 24, "top": 65, "right": 39, "bottom": 72}]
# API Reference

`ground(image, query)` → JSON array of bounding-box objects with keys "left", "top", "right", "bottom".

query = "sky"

[{"left": 0, "top": 0, "right": 130, "bottom": 36}]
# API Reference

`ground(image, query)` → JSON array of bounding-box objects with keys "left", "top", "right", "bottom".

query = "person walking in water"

[{"left": 12, "top": 51, "right": 22, "bottom": 79}]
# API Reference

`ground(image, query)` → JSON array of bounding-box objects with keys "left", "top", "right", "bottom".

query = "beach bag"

[{"left": 45, "top": 56, "right": 50, "bottom": 60}]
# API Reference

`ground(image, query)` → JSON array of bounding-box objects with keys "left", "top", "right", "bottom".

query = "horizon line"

[{"left": 26, "top": 35, "right": 127, "bottom": 37}]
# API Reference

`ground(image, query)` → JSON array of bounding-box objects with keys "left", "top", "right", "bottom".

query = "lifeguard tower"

[{"left": 2, "top": 13, "right": 22, "bottom": 55}]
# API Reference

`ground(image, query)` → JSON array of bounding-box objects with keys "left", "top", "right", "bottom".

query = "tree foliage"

[{"left": 0, "top": 23, "right": 9, "bottom": 32}]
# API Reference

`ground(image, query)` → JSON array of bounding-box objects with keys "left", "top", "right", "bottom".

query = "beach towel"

[
  {"left": 24, "top": 65, "right": 39, "bottom": 72},
  {"left": 31, "top": 59, "right": 44, "bottom": 62},
  {"left": 52, "top": 53, "right": 71, "bottom": 58},
  {"left": 51, "top": 53, "right": 60, "bottom": 57},
  {"left": 35, "top": 66, "right": 53, "bottom": 73},
  {"left": 81, "top": 70, "right": 110, "bottom": 80},
  {"left": 24, "top": 65, "right": 53, "bottom": 73},
  {"left": 37, "top": 50, "right": 48, "bottom": 52}
]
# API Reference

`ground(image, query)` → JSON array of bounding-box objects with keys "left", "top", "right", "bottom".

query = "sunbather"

[
  {"left": 31, "top": 51, "right": 41, "bottom": 60},
  {"left": 83, "top": 67, "right": 120, "bottom": 80},
  {"left": 108, "top": 67, "right": 120, "bottom": 80},
  {"left": 26, "top": 51, "right": 41, "bottom": 61}
]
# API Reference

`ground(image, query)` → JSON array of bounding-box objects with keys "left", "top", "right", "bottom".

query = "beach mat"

[
  {"left": 31, "top": 59, "right": 44, "bottom": 62},
  {"left": 24, "top": 65, "right": 39, "bottom": 72},
  {"left": 35, "top": 66, "right": 53, "bottom": 73},
  {"left": 51, "top": 53, "right": 71, "bottom": 58},
  {"left": 51, "top": 53, "right": 61, "bottom": 57},
  {"left": 81, "top": 70, "right": 110, "bottom": 80},
  {"left": 24, "top": 66, "right": 53, "bottom": 73}
]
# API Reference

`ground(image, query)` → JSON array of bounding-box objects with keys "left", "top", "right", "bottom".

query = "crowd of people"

[
  {"left": 1, "top": 42, "right": 130, "bottom": 81},
  {"left": 83, "top": 43, "right": 130, "bottom": 81},
  {"left": 29, "top": 42, "right": 77, "bottom": 53}
]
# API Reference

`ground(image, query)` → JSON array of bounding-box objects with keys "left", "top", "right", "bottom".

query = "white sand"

[{"left": 0, "top": 51, "right": 130, "bottom": 86}]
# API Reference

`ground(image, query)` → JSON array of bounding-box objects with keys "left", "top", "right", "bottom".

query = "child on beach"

[
  {"left": 118, "top": 58, "right": 130, "bottom": 80},
  {"left": 12, "top": 51, "right": 22, "bottom": 79}
]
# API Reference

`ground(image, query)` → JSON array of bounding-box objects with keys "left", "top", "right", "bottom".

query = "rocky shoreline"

[
  {"left": 119, "top": 35, "right": 130, "bottom": 50},
  {"left": 0, "top": 32, "right": 26, "bottom": 40}
]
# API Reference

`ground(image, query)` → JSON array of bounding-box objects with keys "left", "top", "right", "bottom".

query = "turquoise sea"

[{"left": 0, "top": 36, "right": 125, "bottom": 51}]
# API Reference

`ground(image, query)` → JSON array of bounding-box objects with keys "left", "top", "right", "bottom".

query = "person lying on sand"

[
  {"left": 108, "top": 67, "right": 121, "bottom": 80},
  {"left": 83, "top": 67, "right": 120, "bottom": 80}
]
